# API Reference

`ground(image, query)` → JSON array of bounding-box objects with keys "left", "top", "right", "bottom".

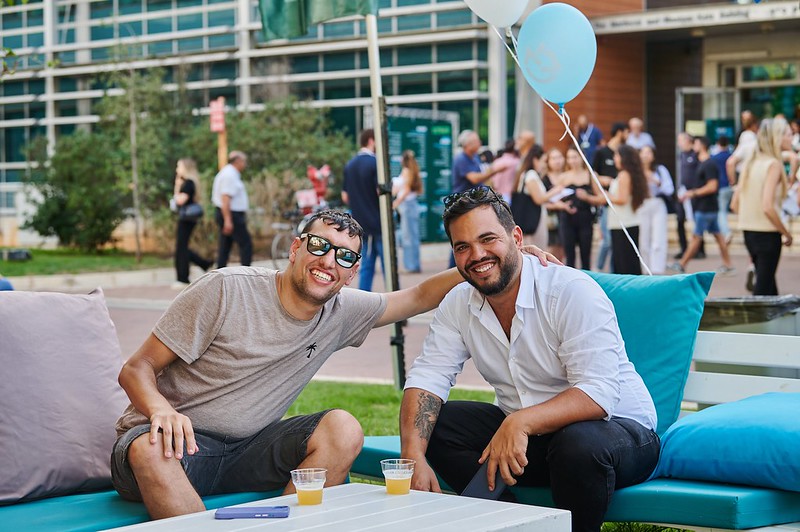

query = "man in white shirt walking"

[
  {"left": 399, "top": 188, "right": 659, "bottom": 532},
  {"left": 212, "top": 151, "right": 252, "bottom": 268}
]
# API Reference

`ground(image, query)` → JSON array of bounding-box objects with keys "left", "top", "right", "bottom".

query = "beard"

[
  {"left": 290, "top": 267, "right": 340, "bottom": 307},
  {"left": 459, "top": 246, "right": 519, "bottom": 297}
]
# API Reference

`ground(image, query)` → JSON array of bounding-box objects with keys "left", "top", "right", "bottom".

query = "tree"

[
  {"left": 24, "top": 133, "right": 126, "bottom": 251},
  {"left": 182, "top": 98, "right": 354, "bottom": 210}
]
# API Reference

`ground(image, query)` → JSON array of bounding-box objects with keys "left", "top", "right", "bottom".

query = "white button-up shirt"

[
  {"left": 405, "top": 255, "right": 657, "bottom": 431},
  {"left": 212, "top": 163, "right": 249, "bottom": 212}
]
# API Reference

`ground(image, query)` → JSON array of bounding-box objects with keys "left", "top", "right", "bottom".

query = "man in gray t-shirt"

[{"left": 112, "top": 209, "right": 481, "bottom": 520}]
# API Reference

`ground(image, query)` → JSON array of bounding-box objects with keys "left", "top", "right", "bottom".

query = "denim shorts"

[
  {"left": 693, "top": 211, "right": 720, "bottom": 236},
  {"left": 111, "top": 410, "right": 331, "bottom": 501}
]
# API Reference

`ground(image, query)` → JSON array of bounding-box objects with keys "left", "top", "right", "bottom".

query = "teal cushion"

[
  {"left": 653, "top": 393, "right": 800, "bottom": 492},
  {"left": 512, "top": 479, "right": 800, "bottom": 529},
  {"left": 585, "top": 272, "right": 714, "bottom": 435},
  {"left": 0, "top": 489, "right": 282, "bottom": 532}
]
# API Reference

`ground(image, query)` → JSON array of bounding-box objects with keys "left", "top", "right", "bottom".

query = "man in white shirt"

[
  {"left": 212, "top": 151, "right": 252, "bottom": 268},
  {"left": 625, "top": 117, "right": 655, "bottom": 150},
  {"left": 399, "top": 188, "right": 659, "bottom": 532}
]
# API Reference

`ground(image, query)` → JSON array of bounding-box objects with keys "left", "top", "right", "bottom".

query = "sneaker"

[
  {"left": 171, "top": 281, "right": 190, "bottom": 290},
  {"left": 695, "top": 251, "right": 707, "bottom": 260},
  {"left": 717, "top": 265, "right": 736, "bottom": 276},
  {"left": 745, "top": 265, "right": 755, "bottom": 292},
  {"left": 667, "top": 262, "right": 685, "bottom": 273},
  {"left": 673, "top": 251, "right": 685, "bottom": 259}
]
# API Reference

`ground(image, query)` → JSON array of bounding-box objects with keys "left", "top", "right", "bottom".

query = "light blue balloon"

[{"left": 518, "top": 3, "right": 597, "bottom": 106}]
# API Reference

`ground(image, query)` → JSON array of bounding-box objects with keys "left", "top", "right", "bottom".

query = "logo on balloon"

[
  {"left": 517, "top": 3, "right": 597, "bottom": 106},
  {"left": 523, "top": 45, "right": 560, "bottom": 85}
]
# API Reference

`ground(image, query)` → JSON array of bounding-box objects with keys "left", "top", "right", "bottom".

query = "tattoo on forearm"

[{"left": 414, "top": 392, "right": 442, "bottom": 441}]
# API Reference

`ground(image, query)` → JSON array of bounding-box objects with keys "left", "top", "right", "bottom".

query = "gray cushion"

[{"left": 0, "top": 288, "right": 128, "bottom": 504}]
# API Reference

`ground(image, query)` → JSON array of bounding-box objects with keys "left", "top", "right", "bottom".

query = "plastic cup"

[
  {"left": 380, "top": 459, "right": 415, "bottom": 495},
  {"left": 290, "top": 468, "right": 326, "bottom": 505}
]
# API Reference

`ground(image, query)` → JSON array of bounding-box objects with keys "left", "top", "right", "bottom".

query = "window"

[
  {"left": 148, "top": 17, "right": 173, "bottom": 34},
  {"left": 438, "top": 70, "right": 473, "bottom": 92},
  {"left": 436, "top": 10, "right": 472, "bottom": 28},
  {"left": 292, "top": 55, "right": 319, "bottom": 74},
  {"left": 397, "top": 45, "right": 431, "bottom": 66},
  {"left": 324, "top": 79, "right": 356, "bottom": 99},
  {"left": 178, "top": 38, "right": 204, "bottom": 52},
  {"left": 742, "top": 63, "right": 798, "bottom": 83},
  {"left": 119, "top": 0, "right": 143, "bottom": 15},
  {"left": 323, "top": 22, "right": 355, "bottom": 39},
  {"left": 148, "top": 0, "right": 173, "bottom": 12},
  {"left": 5, "top": 169, "right": 22, "bottom": 183},
  {"left": 208, "top": 9, "right": 235, "bottom": 27},
  {"left": 323, "top": 53, "right": 356, "bottom": 72},
  {"left": 178, "top": 13, "right": 203, "bottom": 31},
  {"left": 2, "top": 11, "right": 23, "bottom": 29},
  {"left": 397, "top": 14, "right": 430, "bottom": 32},
  {"left": 397, "top": 73, "right": 432, "bottom": 95},
  {"left": 438, "top": 43, "right": 472, "bottom": 62},
  {"left": 90, "top": 1, "right": 113, "bottom": 20},
  {"left": 294, "top": 81, "right": 320, "bottom": 100}
]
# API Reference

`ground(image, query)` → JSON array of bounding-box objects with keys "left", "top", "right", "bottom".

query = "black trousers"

[
  {"left": 744, "top": 230, "right": 782, "bottom": 295},
  {"left": 559, "top": 210, "right": 594, "bottom": 270},
  {"left": 426, "top": 401, "right": 660, "bottom": 532},
  {"left": 215, "top": 208, "right": 253, "bottom": 268},
  {"left": 610, "top": 227, "right": 641, "bottom": 275},
  {"left": 175, "top": 220, "right": 213, "bottom": 283}
]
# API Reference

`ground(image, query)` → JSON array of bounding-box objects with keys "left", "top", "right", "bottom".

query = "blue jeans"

[
  {"left": 399, "top": 199, "right": 421, "bottom": 272},
  {"left": 426, "top": 401, "right": 660, "bottom": 532},
  {"left": 717, "top": 187, "right": 734, "bottom": 238},
  {"left": 359, "top": 234, "right": 384, "bottom": 292},
  {"left": 596, "top": 207, "right": 612, "bottom": 271}
]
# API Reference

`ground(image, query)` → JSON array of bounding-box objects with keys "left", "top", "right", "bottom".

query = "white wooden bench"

[{"left": 352, "top": 329, "right": 800, "bottom": 531}]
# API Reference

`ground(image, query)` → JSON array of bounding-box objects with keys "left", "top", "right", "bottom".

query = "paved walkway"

[{"left": 7, "top": 239, "right": 800, "bottom": 390}]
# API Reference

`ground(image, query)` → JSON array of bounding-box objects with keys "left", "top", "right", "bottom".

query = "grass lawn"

[
  {"left": 286, "top": 379, "right": 494, "bottom": 436},
  {"left": 0, "top": 248, "right": 172, "bottom": 277}
]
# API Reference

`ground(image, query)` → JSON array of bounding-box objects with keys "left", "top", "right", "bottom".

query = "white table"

[{"left": 109, "top": 483, "right": 570, "bottom": 531}]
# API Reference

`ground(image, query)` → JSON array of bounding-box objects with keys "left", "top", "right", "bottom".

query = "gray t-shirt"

[{"left": 116, "top": 267, "right": 387, "bottom": 439}]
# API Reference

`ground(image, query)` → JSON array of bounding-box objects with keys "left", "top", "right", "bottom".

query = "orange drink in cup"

[
  {"left": 380, "top": 459, "right": 415, "bottom": 495},
  {"left": 290, "top": 468, "right": 326, "bottom": 505}
]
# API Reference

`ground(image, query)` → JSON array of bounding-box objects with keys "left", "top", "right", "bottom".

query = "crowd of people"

[{"left": 459, "top": 113, "right": 800, "bottom": 292}]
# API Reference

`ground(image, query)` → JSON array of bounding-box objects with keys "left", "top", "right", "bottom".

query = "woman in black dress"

[{"left": 173, "top": 158, "right": 213, "bottom": 287}]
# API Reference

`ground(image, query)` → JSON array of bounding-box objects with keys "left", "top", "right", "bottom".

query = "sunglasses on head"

[
  {"left": 442, "top": 187, "right": 510, "bottom": 212},
  {"left": 300, "top": 233, "right": 361, "bottom": 268}
]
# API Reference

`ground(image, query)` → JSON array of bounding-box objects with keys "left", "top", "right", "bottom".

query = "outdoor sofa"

[{"left": 2, "top": 272, "right": 800, "bottom": 531}]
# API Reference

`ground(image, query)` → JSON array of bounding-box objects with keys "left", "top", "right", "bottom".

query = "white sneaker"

[{"left": 171, "top": 281, "right": 190, "bottom": 290}]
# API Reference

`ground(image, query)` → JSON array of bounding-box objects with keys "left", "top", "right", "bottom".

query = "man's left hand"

[
  {"left": 479, "top": 412, "right": 530, "bottom": 489},
  {"left": 521, "top": 245, "right": 563, "bottom": 266}
]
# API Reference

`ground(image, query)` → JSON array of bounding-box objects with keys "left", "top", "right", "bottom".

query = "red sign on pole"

[{"left": 209, "top": 97, "right": 226, "bottom": 133}]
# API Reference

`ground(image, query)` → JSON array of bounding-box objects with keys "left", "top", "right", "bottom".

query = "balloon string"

[
  {"left": 546, "top": 104, "right": 653, "bottom": 276},
  {"left": 497, "top": 31, "right": 653, "bottom": 276}
]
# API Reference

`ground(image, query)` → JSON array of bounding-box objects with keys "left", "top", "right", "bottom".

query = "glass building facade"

[{"left": 0, "top": 0, "right": 511, "bottom": 238}]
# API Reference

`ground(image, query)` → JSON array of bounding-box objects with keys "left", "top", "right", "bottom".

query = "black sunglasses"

[
  {"left": 442, "top": 187, "right": 511, "bottom": 212},
  {"left": 299, "top": 233, "right": 361, "bottom": 268}
]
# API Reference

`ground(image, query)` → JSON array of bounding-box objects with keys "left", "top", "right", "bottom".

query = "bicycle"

[{"left": 270, "top": 208, "right": 307, "bottom": 270}]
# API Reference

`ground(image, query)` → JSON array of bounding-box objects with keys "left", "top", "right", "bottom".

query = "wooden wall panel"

[
  {"left": 537, "top": 1, "right": 646, "bottom": 153},
  {"left": 541, "top": 35, "right": 646, "bottom": 154}
]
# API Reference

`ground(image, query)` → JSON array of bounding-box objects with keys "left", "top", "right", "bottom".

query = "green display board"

[{"left": 386, "top": 110, "right": 456, "bottom": 242}]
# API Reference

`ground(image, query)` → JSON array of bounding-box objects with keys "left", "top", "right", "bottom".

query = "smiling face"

[
  {"left": 286, "top": 219, "right": 361, "bottom": 306},
  {"left": 449, "top": 205, "right": 522, "bottom": 297}
]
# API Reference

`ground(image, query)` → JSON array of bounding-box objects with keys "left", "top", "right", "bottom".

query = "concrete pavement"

[{"left": 7, "top": 238, "right": 800, "bottom": 391}]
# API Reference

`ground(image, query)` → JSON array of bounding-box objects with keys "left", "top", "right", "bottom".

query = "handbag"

[
  {"left": 178, "top": 202, "right": 204, "bottom": 222},
  {"left": 510, "top": 172, "right": 541, "bottom": 234}
]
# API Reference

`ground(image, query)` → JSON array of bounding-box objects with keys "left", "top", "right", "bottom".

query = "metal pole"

[
  {"left": 129, "top": 66, "right": 142, "bottom": 263},
  {"left": 366, "top": 14, "right": 405, "bottom": 389}
]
